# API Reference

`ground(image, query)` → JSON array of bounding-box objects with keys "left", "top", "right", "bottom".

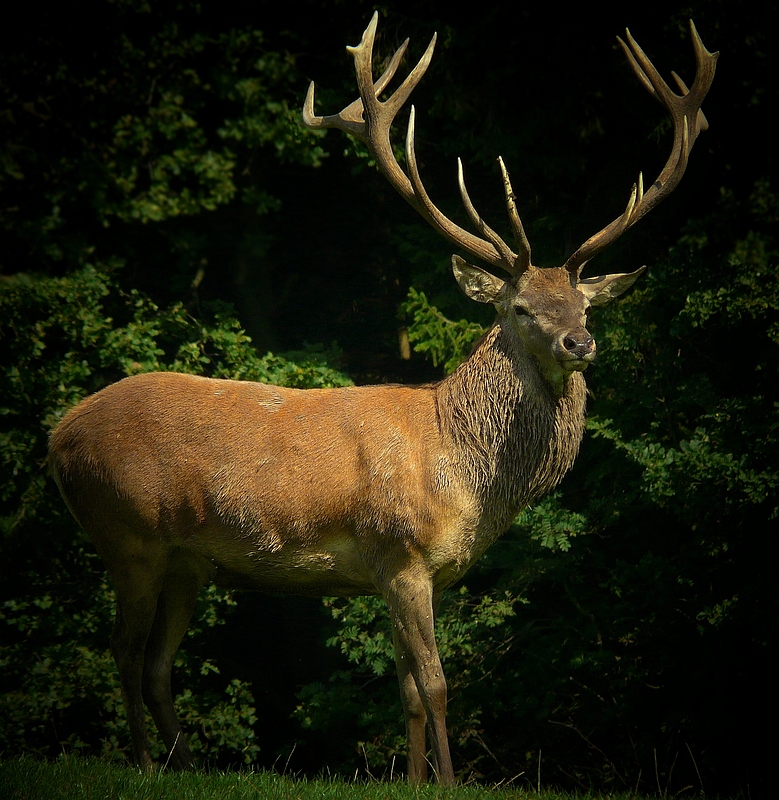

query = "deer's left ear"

[
  {"left": 578, "top": 265, "right": 647, "bottom": 307},
  {"left": 452, "top": 255, "right": 507, "bottom": 304}
]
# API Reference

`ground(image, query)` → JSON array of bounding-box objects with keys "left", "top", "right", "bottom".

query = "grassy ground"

[{"left": 0, "top": 756, "right": 654, "bottom": 800}]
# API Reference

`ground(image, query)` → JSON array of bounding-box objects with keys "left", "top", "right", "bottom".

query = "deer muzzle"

[{"left": 559, "top": 328, "right": 596, "bottom": 370}]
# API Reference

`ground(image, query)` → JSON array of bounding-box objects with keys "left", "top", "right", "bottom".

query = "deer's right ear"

[{"left": 452, "top": 255, "right": 507, "bottom": 304}]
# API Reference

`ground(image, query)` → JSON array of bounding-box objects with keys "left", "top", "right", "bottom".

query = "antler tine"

[
  {"left": 351, "top": 16, "right": 433, "bottom": 129},
  {"left": 455, "top": 159, "right": 519, "bottom": 275},
  {"left": 563, "top": 21, "right": 718, "bottom": 277},
  {"left": 302, "top": 12, "right": 522, "bottom": 275},
  {"left": 498, "top": 157, "right": 532, "bottom": 272},
  {"left": 620, "top": 22, "right": 714, "bottom": 147}
]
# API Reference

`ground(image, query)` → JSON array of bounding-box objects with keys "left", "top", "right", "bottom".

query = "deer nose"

[{"left": 562, "top": 331, "right": 595, "bottom": 359}]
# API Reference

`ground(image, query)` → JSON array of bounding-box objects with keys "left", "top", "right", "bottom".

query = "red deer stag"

[{"left": 48, "top": 13, "right": 716, "bottom": 785}]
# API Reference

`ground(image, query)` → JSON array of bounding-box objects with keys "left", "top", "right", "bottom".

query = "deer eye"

[{"left": 514, "top": 305, "right": 531, "bottom": 317}]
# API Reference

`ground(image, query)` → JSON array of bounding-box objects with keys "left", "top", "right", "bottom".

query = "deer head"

[{"left": 304, "top": 13, "right": 717, "bottom": 393}]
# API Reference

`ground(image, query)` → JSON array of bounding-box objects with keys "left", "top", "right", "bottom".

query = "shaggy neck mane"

[{"left": 437, "top": 321, "right": 588, "bottom": 531}]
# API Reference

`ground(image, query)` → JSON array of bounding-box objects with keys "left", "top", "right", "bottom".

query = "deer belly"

[{"left": 195, "top": 525, "right": 378, "bottom": 596}]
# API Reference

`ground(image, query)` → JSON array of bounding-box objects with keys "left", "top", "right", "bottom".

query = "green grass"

[{"left": 0, "top": 756, "right": 655, "bottom": 800}]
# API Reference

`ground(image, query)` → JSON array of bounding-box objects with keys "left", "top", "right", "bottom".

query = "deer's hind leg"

[
  {"left": 141, "top": 549, "right": 215, "bottom": 771},
  {"left": 106, "top": 538, "right": 171, "bottom": 771}
]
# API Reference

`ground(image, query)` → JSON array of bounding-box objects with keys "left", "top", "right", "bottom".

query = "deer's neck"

[{"left": 437, "top": 322, "right": 587, "bottom": 531}]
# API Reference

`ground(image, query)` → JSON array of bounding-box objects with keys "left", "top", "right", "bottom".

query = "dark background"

[{"left": 1, "top": 0, "right": 777, "bottom": 795}]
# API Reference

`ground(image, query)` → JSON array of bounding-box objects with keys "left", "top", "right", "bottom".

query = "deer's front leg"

[{"left": 385, "top": 575, "right": 454, "bottom": 785}]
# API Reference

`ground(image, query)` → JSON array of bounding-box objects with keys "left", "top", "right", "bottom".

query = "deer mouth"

[{"left": 561, "top": 354, "right": 595, "bottom": 373}]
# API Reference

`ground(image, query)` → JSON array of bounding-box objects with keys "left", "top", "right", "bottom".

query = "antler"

[
  {"left": 304, "top": 15, "right": 717, "bottom": 282},
  {"left": 303, "top": 12, "right": 530, "bottom": 277},
  {"left": 563, "top": 21, "right": 718, "bottom": 276}
]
